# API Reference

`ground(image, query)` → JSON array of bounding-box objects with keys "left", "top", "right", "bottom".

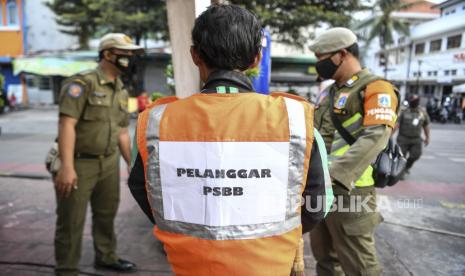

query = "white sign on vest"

[{"left": 159, "top": 141, "right": 289, "bottom": 227}]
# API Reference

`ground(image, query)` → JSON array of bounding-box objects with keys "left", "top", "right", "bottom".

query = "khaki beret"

[
  {"left": 98, "top": 33, "right": 143, "bottom": 52},
  {"left": 309, "top": 27, "right": 357, "bottom": 54}
]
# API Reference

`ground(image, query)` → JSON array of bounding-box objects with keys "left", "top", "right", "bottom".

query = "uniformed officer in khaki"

[
  {"left": 394, "top": 94, "right": 430, "bottom": 176},
  {"left": 309, "top": 28, "right": 398, "bottom": 275},
  {"left": 54, "top": 33, "right": 141, "bottom": 275}
]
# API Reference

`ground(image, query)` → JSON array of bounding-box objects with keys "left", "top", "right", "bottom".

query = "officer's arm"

[
  {"left": 118, "top": 128, "right": 131, "bottom": 165},
  {"left": 423, "top": 111, "right": 431, "bottom": 146},
  {"left": 55, "top": 78, "right": 87, "bottom": 197},
  {"left": 330, "top": 81, "right": 398, "bottom": 190},
  {"left": 301, "top": 130, "right": 333, "bottom": 233},
  {"left": 331, "top": 125, "right": 391, "bottom": 190},
  {"left": 58, "top": 116, "right": 78, "bottom": 170}
]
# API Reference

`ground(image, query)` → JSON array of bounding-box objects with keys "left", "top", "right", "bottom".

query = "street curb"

[{"left": 0, "top": 171, "right": 51, "bottom": 180}]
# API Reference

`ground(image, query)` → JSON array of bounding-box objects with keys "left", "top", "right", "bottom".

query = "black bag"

[
  {"left": 329, "top": 90, "right": 406, "bottom": 188},
  {"left": 371, "top": 139, "right": 406, "bottom": 187}
]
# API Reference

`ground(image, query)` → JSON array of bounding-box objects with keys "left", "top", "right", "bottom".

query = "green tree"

[
  {"left": 46, "top": 0, "right": 100, "bottom": 49},
  {"left": 229, "top": 0, "right": 366, "bottom": 48},
  {"left": 94, "top": 0, "right": 168, "bottom": 45},
  {"left": 356, "top": 0, "right": 417, "bottom": 77}
]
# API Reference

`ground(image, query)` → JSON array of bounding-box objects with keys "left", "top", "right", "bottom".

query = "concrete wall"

[{"left": 24, "top": 0, "right": 78, "bottom": 53}]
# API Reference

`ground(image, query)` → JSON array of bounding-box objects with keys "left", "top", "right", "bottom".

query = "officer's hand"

[
  {"left": 424, "top": 138, "right": 430, "bottom": 147},
  {"left": 55, "top": 166, "right": 78, "bottom": 198}
]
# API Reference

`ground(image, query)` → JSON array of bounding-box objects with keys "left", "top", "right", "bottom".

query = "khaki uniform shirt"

[
  {"left": 59, "top": 66, "right": 130, "bottom": 156},
  {"left": 398, "top": 107, "right": 430, "bottom": 142},
  {"left": 314, "top": 69, "right": 398, "bottom": 190}
]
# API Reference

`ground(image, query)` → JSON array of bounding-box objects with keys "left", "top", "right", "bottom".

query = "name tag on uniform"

[
  {"left": 93, "top": 92, "right": 107, "bottom": 98},
  {"left": 159, "top": 141, "right": 289, "bottom": 227},
  {"left": 412, "top": 118, "right": 419, "bottom": 126}
]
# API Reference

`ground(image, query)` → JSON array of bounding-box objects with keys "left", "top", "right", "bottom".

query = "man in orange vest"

[{"left": 128, "top": 4, "right": 333, "bottom": 275}]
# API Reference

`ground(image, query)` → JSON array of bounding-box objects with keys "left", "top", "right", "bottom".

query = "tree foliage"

[
  {"left": 229, "top": 0, "right": 367, "bottom": 48},
  {"left": 46, "top": 0, "right": 100, "bottom": 49},
  {"left": 355, "top": 0, "right": 417, "bottom": 76},
  {"left": 47, "top": 0, "right": 168, "bottom": 49},
  {"left": 94, "top": 0, "right": 168, "bottom": 45},
  {"left": 356, "top": 0, "right": 414, "bottom": 48}
]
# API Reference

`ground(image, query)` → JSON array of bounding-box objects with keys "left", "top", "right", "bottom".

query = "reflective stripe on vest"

[
  {"left": 136, "top": 93, "right": 314, "bottom": 275},
  {"left": 329, "top": 113, "right": 375, "bottom": 187}
]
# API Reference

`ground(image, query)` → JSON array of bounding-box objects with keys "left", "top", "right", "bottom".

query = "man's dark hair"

[
  {"left": 98, "top": 50, "right": 105, "bottom": 61},
  {"left": 191, "top": 4, "right": 262, "bottom": 71},
  {"left": 345, "top": 43, "right": 359, "bottom": 59}
]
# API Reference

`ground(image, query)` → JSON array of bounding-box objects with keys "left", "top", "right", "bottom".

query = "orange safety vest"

[{"left": 137, "top": 92, "right": 314, "bottom": 276}]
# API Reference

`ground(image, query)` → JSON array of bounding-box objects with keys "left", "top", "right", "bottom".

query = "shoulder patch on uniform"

[
  {"left": 345, "top": 75, "right": 359, "bottom": 87},
  {"left": 67, "top": 83, "right": 84, "bottom": 98},
  {"left": 336, "top": 93, "right": 349, "bottom": 108},
  {"left": 378, "top": 94, "right": 391, "bottom": 107}
]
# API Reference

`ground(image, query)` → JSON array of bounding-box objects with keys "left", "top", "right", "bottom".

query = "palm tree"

[{"left": 356, "top": 0, "right": 418, "bottom": 78}]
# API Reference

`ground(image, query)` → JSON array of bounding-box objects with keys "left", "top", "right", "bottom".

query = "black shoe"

[{"left": 94, "top": 258, "right": 137, "bottom": 273}]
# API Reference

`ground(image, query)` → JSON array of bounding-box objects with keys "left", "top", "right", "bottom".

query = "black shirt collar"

[{"left": 201, "top": 70, "right": 255, "bottom": 93}]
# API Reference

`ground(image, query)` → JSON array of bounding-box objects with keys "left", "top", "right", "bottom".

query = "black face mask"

[
  {"left": 111, "top": 54, "right": 137, "bottom": 75},
  {"left": 315, "top": 53, "right": 341, "bottom": 80}
]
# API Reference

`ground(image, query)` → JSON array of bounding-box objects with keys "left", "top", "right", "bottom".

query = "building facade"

[
  {"left": 0, "top": 0, "right": 25, "bottom": 98},
  {"left": 366, "top": 0, "right": 465, "bottom": 101},
  {"left": 25, "top": 0, "right": 78, "bottom": 54}
]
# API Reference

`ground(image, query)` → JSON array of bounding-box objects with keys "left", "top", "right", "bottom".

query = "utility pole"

[{"left": 416, "top": 59, "right": 422, "bottom": 95}]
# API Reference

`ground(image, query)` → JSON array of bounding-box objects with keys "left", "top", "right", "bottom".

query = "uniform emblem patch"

[
  {"left": 378, "top": 94, "right": 391, "bottom": 107},
  {"left": 67, "top": 84, "right": 83, "bottom": 98},
  {"left": 336, "top": 93, "right": 348, "bottom": 108}
]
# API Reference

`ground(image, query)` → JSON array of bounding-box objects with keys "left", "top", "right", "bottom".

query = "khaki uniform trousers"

[
  {"left": 54, "top": 152, "right": 120, "bottom": 276},
  {"left": 310, "top": 186, "right": 383, "bottom": 276}
]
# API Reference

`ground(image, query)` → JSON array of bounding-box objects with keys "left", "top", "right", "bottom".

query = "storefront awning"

[
  {"left": 453, "top": 83, "right": 465, "bottom": 93},
  {"left": 13, "top": 57, "right": 97, "bottom": 77}
]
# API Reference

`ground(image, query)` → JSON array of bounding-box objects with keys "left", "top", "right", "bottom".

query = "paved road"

[{"left": 0, "top": 107, "right": 464, "bottom": 275}]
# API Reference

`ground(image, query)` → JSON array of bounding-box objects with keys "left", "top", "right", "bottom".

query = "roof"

[
  {"left": 433, "top": 0, "right": 464, "bottom": 10},
  {"left": 13, "top": 57, "right": 97, "bottom": 76},
  {"left": 411, "top": 11, "right": 465, "bottom": 40}
]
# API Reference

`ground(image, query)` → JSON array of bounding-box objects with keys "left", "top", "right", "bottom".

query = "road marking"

[
  {"left": 435, "top": 153, "right": 465, "bottom": 157},
  {"left": 448, "top": 157, "right": 465, "bottom": 163},
  {"left": 421, "top": 155, "right": 435, "bottom": 160}
]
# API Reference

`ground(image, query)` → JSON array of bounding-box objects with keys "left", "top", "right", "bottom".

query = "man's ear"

[
  {"left": 190, "top": 46, "right": 201, "bottom": 66},
  {"left": 249, "top": 50, "right": 262, "bottom": 69},
  {"left": 103, "top": 50, "right": 113, "bottom": 62}
]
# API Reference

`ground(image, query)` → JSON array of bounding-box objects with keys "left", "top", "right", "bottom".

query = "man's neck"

[
  {"left": 335, "top": 64, "right": 362, "bottom": 86},
  {"left": 100, "top": 61, "right": 119, "bottom": 82}
]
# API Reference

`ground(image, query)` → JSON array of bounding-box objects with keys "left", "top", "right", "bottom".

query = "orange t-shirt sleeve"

[{"left": 363, "top": 80, "right": 398, "bottom": 128}]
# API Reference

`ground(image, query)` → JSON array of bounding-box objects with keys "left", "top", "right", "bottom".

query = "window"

[
  {"left": 445, "top": 70, "right": 450, "bottom": 76},
  {"left": 452, "top": 69, "right": 457, "bottom": 76},
  {"left": 430, "top": 39, "right": 442, "bottom": 52},
  {"left": 433, "top": 71, "right": 438, "bottom": 76},
  {"left": 6, "top": 0, "right": 19, "bottom": 26},
  {"left": 398, "top": 37, "right": 406, "bottom": 45},
  {"left": 450, "top": 9, "right": 456, "bottom": 14},
  {"left": 447, "top": 35, "right": 462, "bottom": 49},
  {"left": 428, "top": 71, "right": 432, "bottom": 77},
  {"left": 415, "top": 43, "right": 425, "bottom": 55},
  {"left": 39, "top": 77, "right": 51, "bottom": 90}
]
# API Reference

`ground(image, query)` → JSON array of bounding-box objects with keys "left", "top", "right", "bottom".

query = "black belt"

[{"left": 75, "top": 152, "right": 112, "bottom": 159}]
